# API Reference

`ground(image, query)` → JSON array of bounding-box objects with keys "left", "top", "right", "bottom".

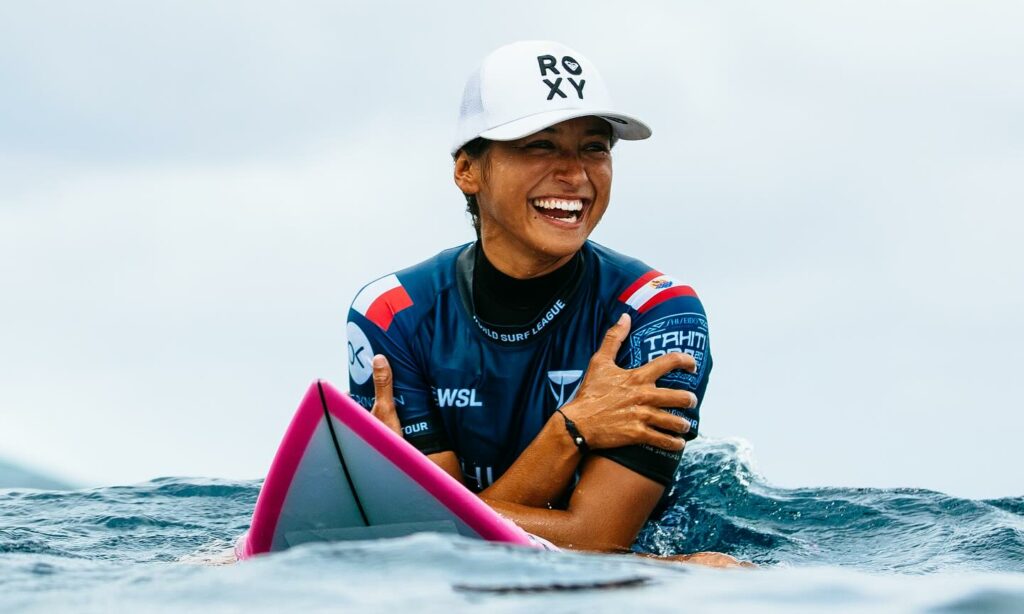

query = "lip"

[{"left": 528, "top": 196, "right": 591, "bottom": 230}]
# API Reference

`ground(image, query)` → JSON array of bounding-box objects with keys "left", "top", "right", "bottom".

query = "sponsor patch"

[
  {"left": 619, "top": 270, "right": 697, "bottom": 314},
  {"left": 352, "top": 274, "right": 413, "bottom": 331},
  {"left": 627, "top": 312, "right": 709, "bottom": 386},
  {"left": 346, "top": 321, "right": 374, "bottom": 385},
  {"left": 547, "top": 370, "right": 583, "bottom": 407}
]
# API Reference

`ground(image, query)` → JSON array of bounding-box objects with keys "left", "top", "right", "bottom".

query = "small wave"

[
  {"left": 87, "top": 515, "right": 204, "bottom": 531},
  {"left": 0, "top": 478, "right": 257, "bottom": 564},
  {"left": 99, "top": 477, "right": 261, "bottom": 500},
  {"left": 0, "top": 528, "right": 83, "bottom": 558},
  {"left": 635, "top": 436, "right": 1024, "bottom": 573},
  {"left": 987, "top": 497, "right": 1024, "bottom": 516},
  {"left": 145, "top": 477, "right": 261, "bottom": 499}
]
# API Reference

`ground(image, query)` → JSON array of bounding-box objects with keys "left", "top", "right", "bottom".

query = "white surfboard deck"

[{"left": 236, "top": 380, "right": 538, "bottom": 558}]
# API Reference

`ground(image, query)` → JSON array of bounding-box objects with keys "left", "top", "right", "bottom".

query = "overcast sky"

[{"left": 1, "top": 1, "right": 1021, "bottom": 499}]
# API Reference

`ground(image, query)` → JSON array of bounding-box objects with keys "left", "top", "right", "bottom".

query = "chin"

[{"left": 530, "top": 232, "right": 589, "bottom": 260}]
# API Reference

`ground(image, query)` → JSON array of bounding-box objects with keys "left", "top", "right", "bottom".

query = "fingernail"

[
  {"left": 372, "top": 354, "right": 386, "bottom": 368},
  {"left": 618, "top": 313, "right": 630, "bottom": 325}
]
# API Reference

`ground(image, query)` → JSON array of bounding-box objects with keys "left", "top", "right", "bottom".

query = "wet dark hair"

[{"left": 453, "top": 137, "right": 491, "bottom": 237}]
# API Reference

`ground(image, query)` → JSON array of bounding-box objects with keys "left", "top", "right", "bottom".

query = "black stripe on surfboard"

[{"left": 318, "top": 380, "right": 370, "bottom": 527}]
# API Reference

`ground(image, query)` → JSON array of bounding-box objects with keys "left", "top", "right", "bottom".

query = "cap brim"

[{"left": 478, "top": 108, "right": 652, "bottom": 143}]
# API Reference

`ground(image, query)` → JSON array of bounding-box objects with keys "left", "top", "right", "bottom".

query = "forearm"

[
  {"left": 479, "top": 415, "right": 580, "bottom": 508},
  {"left": 480, "top": 499, "right": 629, "bottom": 552},
  {"left": 484, "top": 456, "right": 665, "bottom": 551},
  {"left": 482, "top": 499, "right": 592, "bottom": 550}
]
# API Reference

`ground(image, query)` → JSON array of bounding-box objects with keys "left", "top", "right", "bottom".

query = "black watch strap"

[{"left": 555, "top": 409, "right": 589, "bottom": 454}]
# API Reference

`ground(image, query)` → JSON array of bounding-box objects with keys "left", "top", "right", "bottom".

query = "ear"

[{"left": 453, "top": 151, "right": 481, "bottom": 197}]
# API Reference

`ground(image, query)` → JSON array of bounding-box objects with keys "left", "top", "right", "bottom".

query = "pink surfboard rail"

[{"left": 237, "top": 380, "right": 538, "bottom": 559}]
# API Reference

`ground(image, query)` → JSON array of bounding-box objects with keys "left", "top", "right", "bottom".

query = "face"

[{"left": 454, "top": 116, "right": 613, "bottom": 277}]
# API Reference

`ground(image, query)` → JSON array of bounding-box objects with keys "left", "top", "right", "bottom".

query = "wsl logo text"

[{"left": 435, "top": 388, "right": 483, "bottom": 408}]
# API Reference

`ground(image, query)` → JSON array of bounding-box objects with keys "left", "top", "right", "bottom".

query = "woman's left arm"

[
  {"left": 484, "top": 286, "right": 714, "bottom": 551},
  {"left": 482, "top": 454, "right": 665, "bottom": 551}
]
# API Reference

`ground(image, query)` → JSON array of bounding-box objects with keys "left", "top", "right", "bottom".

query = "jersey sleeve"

[
  {"left": 595, "top": 272, "right": 713, "bottom": 487},
  {"left": 346, "top": 274, "right": 451, "bottom": 455}
]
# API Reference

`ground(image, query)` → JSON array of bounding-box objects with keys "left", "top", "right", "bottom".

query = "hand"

[
  {"left": 369, "top": 354, "right": 402, "bottom": 437},
  {"left": 559, "top": 313, "right": 698, "bottom": 452},
  {"left": 645, "top": 551, "right": 756, "bottom": 569}
]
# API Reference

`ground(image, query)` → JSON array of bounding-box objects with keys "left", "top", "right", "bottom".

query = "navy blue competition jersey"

[{"left": 346, "top": 241, "right": 712, "bottom": 492}]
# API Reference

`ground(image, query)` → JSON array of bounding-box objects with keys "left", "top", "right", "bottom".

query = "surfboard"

[{"left": 235, "top": 380, "right": 538, "bottom": 559}]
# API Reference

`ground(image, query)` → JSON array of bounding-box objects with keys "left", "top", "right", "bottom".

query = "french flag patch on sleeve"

[
  {"left": 619, "top": 270, "right": 697, "bottom": 314},
  {"left": 352, "top": 274, "right": 414, "bottom": 332}
]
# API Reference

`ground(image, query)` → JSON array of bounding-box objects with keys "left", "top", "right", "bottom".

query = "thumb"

[
  {"left": 371, "top": 354, "right": 395, "bottom": 407},
  {"left": 596, "top": 313, "right": 631, "bottom": 362},
  {"left": 370, "top": 355, "right": 401, "bottom": 436}
]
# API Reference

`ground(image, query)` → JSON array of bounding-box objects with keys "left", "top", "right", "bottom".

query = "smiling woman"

[{"left": 346, "top": 41, "right": 737, "bottom": 563}]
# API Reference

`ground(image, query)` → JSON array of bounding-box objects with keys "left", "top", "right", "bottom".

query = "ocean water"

[{"left": 2, "top": 438, "right": 1021, "bottom": 613}]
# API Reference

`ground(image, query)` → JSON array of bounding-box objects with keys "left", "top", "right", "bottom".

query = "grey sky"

[{"left": 1, "top": 1, "right": 1021, "bottom": 498}]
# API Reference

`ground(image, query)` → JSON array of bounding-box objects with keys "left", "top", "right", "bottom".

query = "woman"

[{"left": 347, "top": 41, "right": 723, "bottom": 560}]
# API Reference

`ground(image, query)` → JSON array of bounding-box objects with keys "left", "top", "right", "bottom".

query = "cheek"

[
  {"left": 585, "top": 158, "right": 613, "bottom": 188},
  {"left": 477, "top": 178, "right": 527, "bottom": 227},
  {"left": 590, "top": 163, "right": 613, "bottom": 201},
  {"left": 485, "top": 169, "right": 536, "bottom": 211},
  {"left": 588, "top": 163, "right": 613, "bottom": 221}
]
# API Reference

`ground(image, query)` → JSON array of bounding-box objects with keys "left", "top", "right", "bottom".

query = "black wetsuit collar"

[
  {"left": 473, "top": 245, "right": 581, "bottom": 327},
  {"left": 455, "top": 242, "right": 586, "bottom": 345}
]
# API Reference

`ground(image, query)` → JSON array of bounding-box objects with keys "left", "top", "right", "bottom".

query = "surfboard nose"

[{"left": 238, "top": 380, "right": 538, "bottom": 560}]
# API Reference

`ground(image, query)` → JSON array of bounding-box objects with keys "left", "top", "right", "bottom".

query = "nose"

[{"left": 552, "top": 150, "right": 588, "bottom": 188}]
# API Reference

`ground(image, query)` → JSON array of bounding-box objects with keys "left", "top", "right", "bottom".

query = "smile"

[{"left": 530, "top": 198, "right": 586, "bottom": 225}]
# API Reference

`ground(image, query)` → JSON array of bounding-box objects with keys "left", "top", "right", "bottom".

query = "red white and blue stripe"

[
  {"left": 352, "top": 274, "right": 414, "bottom": 332},
  {"left": 618, "top": 270, "right": 696, "bottom": 314}
]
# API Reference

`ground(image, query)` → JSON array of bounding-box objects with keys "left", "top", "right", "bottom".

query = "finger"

[
  {"left": 594, "top": 313, "right": 631, "bottom": 362},
  {"left": 641, "top": 388, "right": 699, "bottom": 410},
  {"left": 636, "top": 351, "right": 697, "bottom": 381},
  {"left": 642, "top": 429, "right": 686, "bottom": 452},
  {"left": 642, "top": 407, "right": 691, "bottom": 435},
  {"left": 371, "top": 354, "right": 395, "bottom": 409}
]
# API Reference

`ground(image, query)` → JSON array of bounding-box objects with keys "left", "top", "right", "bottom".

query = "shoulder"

[
  {"left": 348, "top": 243, "right": 469, "bottom": 333},
  {"left": 588, "top": 242, "right": 713, "bottom": 392},
  {"left": 584, "top": 241, "right": 707, "bottom": 318}
]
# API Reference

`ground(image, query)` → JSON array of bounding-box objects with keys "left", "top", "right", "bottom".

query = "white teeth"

[{"left": 531, "top": 198, "right": 583, "bottom": 212}]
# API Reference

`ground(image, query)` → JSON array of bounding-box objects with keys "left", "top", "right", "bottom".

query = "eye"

[
  {"left": 584, "top": 141, "right": 611, "bottom": 154},
  {"left": 523, "top": 140, "right": 556, "bottom": 149}
]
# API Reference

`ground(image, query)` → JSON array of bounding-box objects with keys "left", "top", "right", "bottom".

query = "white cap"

[{"left": 451, "top": 41, "right": 652, "bottom": 155}]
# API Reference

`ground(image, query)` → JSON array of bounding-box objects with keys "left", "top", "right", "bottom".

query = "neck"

[
  {"left": 478, "top": 233, "right": 574, "bottom": 279},
  {"left": 472, "top": 242, "right": 581, "bottom": 328}
]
